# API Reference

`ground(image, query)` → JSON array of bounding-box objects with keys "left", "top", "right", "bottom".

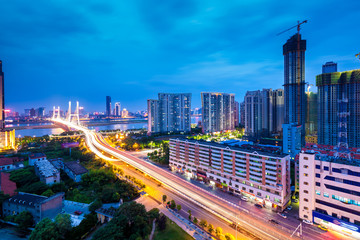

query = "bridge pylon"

[{"left": 66, "top": 101, "right": 81, "bottom": 125}]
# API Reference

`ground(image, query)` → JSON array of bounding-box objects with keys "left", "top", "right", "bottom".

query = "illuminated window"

[{"left": 315, "top": 190, "right": 320, "bottom": 195}]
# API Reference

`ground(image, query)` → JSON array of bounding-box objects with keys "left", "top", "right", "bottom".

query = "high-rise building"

[
  {"left": 0, "top": 60, "right": 4, "bottom": 130},
  {"left": 147, "top": 93, "right": 191, "bottom": 134},
  {"left": 273, "top": 89, "right": 284, "bottom": 133},
  {"left": 244, "top": 90, "right": 262, "bottom": 135},
  {"left": 201, "top": 92, "right": 235, "bottom": 133},
  {"left": 283, "top": 34, "right": 306, "bottom": 146},
  {"left": 30, "top": 108, "right": 36, "bottom": 117},
  {"left": 234, "top": 101, "right": 239, "bottom": 128},
  {"left": 305, "top": 92, "right": 317, "bottom": 136},
  {"left": 114, "top": 102, "right": 121, "bottom": 116},
  {"left": 239, "top": 101, "right": 245, "bottom": 127},
  {"left": 244, "top": 89, "right": 284, "bottom": 136},
  {"left": 322, "top": 61, "right": 337, "bottom": 74},
  {"left": 36, "top": 107, "right": 45, "bottom": 117},
  {"left": 282, "top": 123, "right": 301, "bottom": 159},
  {"left": 316, "top": 69, "right": 360, "bottom": 147},
  {"left": 0, "top": 61, "right": 15, "bottom": 150},
  {"left": 106, "top": 96, "right": 111, "bottom": 117}
]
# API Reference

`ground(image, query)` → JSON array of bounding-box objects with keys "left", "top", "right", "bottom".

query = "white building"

[
  {"left": 29, "top": 153, "right": 47, "bottom": 166},
  {"left": 147, "top": 93, "right": 192, "bottom": 134},
  {"left": 34, "top": 160, "right": 60, "bottom": 185},
  {"left": 114, "top": 102, "right": 121, "bottom": 116},
  {"left": 201, "top": 92, "right": 235, "bottom": 133},
  {"left": 299, "top": 150, "right": 360, "bottom": 239},
  {"left": 169, "top": 138, "right": 291, "bottom": 211}
]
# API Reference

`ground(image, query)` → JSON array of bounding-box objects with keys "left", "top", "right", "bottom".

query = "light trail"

[{"left": 53, "top": 118, "right": 298, "bottom": 240}]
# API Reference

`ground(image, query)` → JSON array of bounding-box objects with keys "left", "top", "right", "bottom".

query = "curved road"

[{"left": 54, "top": 119, "right": 303, "bottom": 240}]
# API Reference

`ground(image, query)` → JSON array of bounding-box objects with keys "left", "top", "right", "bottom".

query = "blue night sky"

[{"left": 1, "top": 0, "right": 359, "bottom": 113}]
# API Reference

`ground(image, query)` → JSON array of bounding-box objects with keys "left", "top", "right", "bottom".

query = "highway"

[{"left": 53, "top": 119, "right": 344, "bottom": 240}]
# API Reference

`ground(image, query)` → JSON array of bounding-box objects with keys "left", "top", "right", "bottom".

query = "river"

[
  {"left": 11, "top": 116, "right": 201, "bottom": 137},
  {"left": 11, "top": 122, "right": 147, "bottom": 138}
]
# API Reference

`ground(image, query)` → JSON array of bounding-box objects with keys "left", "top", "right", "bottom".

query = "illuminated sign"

[{"left": 313, "top": 211, "right": 360, "bottom": 233}]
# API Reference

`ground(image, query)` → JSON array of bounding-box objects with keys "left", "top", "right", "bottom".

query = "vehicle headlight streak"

[{"left": 54, "top": 118, "right": 280, "bottom": 240}]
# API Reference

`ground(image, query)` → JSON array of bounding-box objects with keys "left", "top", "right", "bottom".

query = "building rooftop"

[
  {"left": 34, "top": 159, "right": 59, "bottom": 178},
  {"left": 172, "top": 138, "right": 289, "bottom": 158},
  {"left": 95, "top": 207, "right": 117, "bottom": 218},
  {"left": 7, "top": 192, "right": 48, "bottom": 206},
  {"left": 302, "top": 143, "right": 360, "bottom": 167},
  {"left": 29, "top": 153, "right": 46, "bottom": 159},
  {"left": 63, "top": 161, "right": 88, "bottom": 175},
  {"left": 302, "top": 143, "right": 360, "bottom": 159},
  {"left": 49, "top": 158, "right": 63, "bottom": 170}
]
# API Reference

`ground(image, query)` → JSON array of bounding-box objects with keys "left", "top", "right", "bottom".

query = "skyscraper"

[
  {"left": 114, "top": 102, "right": 121, "bottom": 116},
  {"left": 322, "top": 61, "right": 337, "bottom": 74},
  {"left": 316, "top": 69, "right": 360, "bottom": 147},
  {"left": 234, "top": 101, "right": 240, "bottom": 128},
  {"left": 305, "top": 92, "right": 317, "bottom": 136},
  {"left": 244, "top": 89, "right": 284, "bottom": 136},
  {"left": 0, "top": 60, "right": 4, "bottom": 130},
  {"left": 0, "top": 60, "right": 15, "bottom": 150},
  {"left": 273, "top": 89, "right": 284, "bottom": 133},
  {"left": 106, "top": 96, "right": 111, "bottom": 117},
  {"left": 239, "top": 101, "right": 245, "bottom": 127},
  {"left": 201, "top": 92, "right": 235, "bottom": 133},
  {"left": 147, "top": 93, "right": 191, "bottom": 134},
  {"left": 244, "top": 90, "right": 262, "bottom": 135},
  {"left": 283, "top": 34, "right": 306, "bottom": 145}
]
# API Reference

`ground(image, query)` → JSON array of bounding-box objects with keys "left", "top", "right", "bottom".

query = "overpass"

[{"left": 51, "top": 112, "right": 308, "bottom": 240}]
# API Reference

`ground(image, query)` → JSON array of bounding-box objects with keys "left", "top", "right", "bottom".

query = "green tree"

[
  {"left": 147, "top": 208, "right": 160, "bottom": 220},
  {"left": 157, "top": 214, "right": 167, "bottom": 231},
  {"left": 215, "top": 227, "right": 223, "bottom": 238},
  {"left": 225, "top": 233, "right": 236, "bottom": 240},
  {"left": 162, "top": 194, "right": 167, "bottom": 204},
  {"left": 208, "top": 224, "right": 214, "bottom": 234},
  {"left": 69, "top": 213, "right": 97, "bottom": 240},
  {"left": 30, "top": 218, "right": 60, "bottom": 240},
  {"left": 89, "top": 199, "right": 103, "bottom": 212},
  {"left": 176, "top": 204, "right": 182, "bottom": 212},
  {"left": 188, "top": 209, "right": 192, "bottom": 220},
  {"left": 15, "top": 211, "right": 34, "bottom": 232},
  {"left": 170, "top": 200, "right": 176, "bottom": 210},
  {"left": 199, "top": 219, "right": 208, "bottom": 228},
  {"left": 41, "top": 189, "right": 54, "bottom": 197},
  {"left": 54, "top": 214, "right": 72, "bottom": 238},
  {"left": 193, "top": 217, "right": 198, "bottom": 224}
]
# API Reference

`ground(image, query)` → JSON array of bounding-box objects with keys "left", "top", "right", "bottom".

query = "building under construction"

[
  {"left": 283, "top": 34, "right": 307, "bottom": 146},
  {"left": 316, "top": 69, "right": 360, "bottom": 148}
]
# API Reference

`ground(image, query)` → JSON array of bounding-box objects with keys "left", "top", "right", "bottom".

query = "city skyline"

[{"left": 1, "top": 0, "right": 360, "bottom": 112}]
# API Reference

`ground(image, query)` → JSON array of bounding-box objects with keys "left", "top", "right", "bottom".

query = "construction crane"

[{"left": 277, "top": 20, "right": 308, "bottom": 130}]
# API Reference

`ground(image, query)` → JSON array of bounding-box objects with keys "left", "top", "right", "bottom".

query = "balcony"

[
  {"left": 249, "top": 175, "right": 262, "bottom": 182},
  {"left": 265, "top": 174, "right": 277, "bottom": 181},
  {"left": 250, "top": 170, "right": 262, "bottom": 177}
]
